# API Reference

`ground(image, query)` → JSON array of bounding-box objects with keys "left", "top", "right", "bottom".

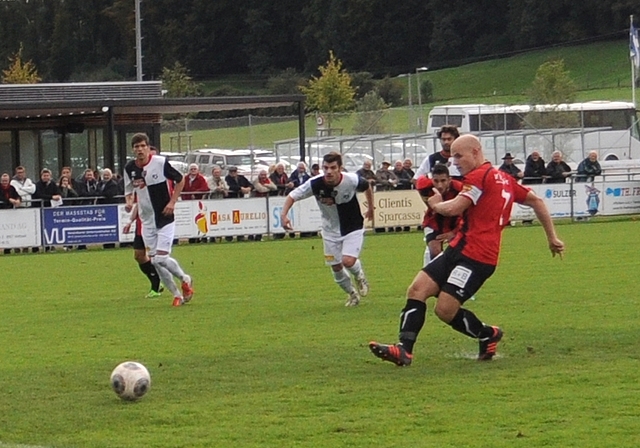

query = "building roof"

[{"left": 0, "top": 82, "right": 305, "bottom": 120}]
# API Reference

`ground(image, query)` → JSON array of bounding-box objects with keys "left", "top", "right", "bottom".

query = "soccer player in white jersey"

[
  {"left": 123, "top": 133, "right": 194, "bottom": 307},
  {"left": 280, "top": 152, "right": 374, "bottom": 306}
]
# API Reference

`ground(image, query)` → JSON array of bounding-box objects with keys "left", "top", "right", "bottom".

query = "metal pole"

[
  {"left": 135, "top": 0, "right": 143, "bottom": 81},
  {"left": 416, "top": 74, "right": 422, "bottom": 131}
]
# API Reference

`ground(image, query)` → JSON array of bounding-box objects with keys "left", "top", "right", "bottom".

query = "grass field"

[{"left": 0, "top": 219, "right": 639, "bottom": 447}]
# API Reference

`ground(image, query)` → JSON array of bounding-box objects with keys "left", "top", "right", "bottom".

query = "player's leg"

[
  {"left": 435, "top": 257, "right": 502, "bottom": 361},
  {"left": 369, "top": 252, "right": 445, "bottom": 366},
  {"left": 341, "top": 229, "right": 368, "bottom": 297},
  {"left": 154, "top": 223, "right": 194, "bottom": 304},
  {"left": 145, "top": 226, "right": 181, "bottom": 304},
  {"left": 133, "top": 234, "right": 162, "bottom": 297},
  {"left": 324, "top": 236, "right": 359, "bottom": 306}
]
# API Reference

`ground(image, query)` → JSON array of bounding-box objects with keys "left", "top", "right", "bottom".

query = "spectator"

[
  {"left": 498, "top": 153, "right": 524, "bottom": 181},
  {"left": 269, "top": 163, "right": 291, "bottom": 196},
  {"left": 403, "top": 158, "right": 415, "bottom": 181},
  {"left": 310, "top": 163, "right": 321, "bottom": 176},
  {"left": 0, "top": 173, "right": 20, "bottom": 254},
  {"left": 77, "top": 168, "right": 98, "bottom": 203},
  {"left": 96, "top": 168, "right": 120, "bottom": 204},
  {"left": 253, "top": 169, "right": 277, "bottom": 197},
  {"left": 355, "top": 160, "right": 377, "bottom": 187},
  {"left": 182, "top": 163, "right": 209, "bottom": 200},
  {"left": 576, "top": 151, "right": 602, "bottom": 183},
  {"left": 10, "top": 166, "right": 36, "bottom": 207},
  {"left": 545, "top": 151, "right": 572, "bottom": 184},
  {"left": 375, "top": 160, "right": 398, "bottom": 191},
  {"left": 0, "top": 173, "right": 20, "bottom": 209},
  {"left": 34, "top": 168, "right": 61, "bottom": 207},
  {"left": 58, "top": 175, "right": 79, "bottom": 203},
  {"left": 225, "top": 166, "right": 252, "bottom": 198},
  {"left": 523, "top": 151, "right": 546, "bottom": 184},
  {"left": 61, "top": 166, "right": 82, "bottom": 192},
  {"left": 288, "top": 162, "right": 311, "bottom": 190},
  {"left": 392, "top": 160, "right": 413, "bottom": 190},
  {"left": 207, "top": 165, "right": 229, "bottom": 199}
]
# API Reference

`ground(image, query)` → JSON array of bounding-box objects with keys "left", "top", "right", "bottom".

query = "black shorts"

[
  {"left": 423, "top": 246, "right": 495, "bottom": 303},
  {"left": 425, "top": 227, "right": 441, "bottom": 243},
  {"left": 132, "top": 234, "right": 145, "bottom": 251}
]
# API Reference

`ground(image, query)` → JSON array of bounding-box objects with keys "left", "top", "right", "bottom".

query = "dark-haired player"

[
  {"left": 280, "top": 152, "right": 374, "bottom": 307},
  {"left": 416, "top": 164, "right": 464, "bottom": 267},
  {"left": 124, "top": 133, "right": 194, "bottom": 307},
  {"left": 370, "top": 135, "right": 564, "bottom": 365}
]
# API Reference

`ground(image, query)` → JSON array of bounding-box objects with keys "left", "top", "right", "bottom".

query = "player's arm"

[
  {"left": 356, "top": 176, "right": 374, "bottom": 221},
  {"left": 163, "top": 161, "right": 184, "bottom": 215},
  {"left": 123, "top": 169, "right": 135, "bottom": 212},
  {"left": 123, "top": 203, "right": 138, "bottom": 234},
  {"left": 280, "top": 195, "right": 296, "bottom": 230},
  {"left": 522, "top": 190, "right": 565, "bottom": 258},
  {"left": 428, "top": 190, "right": 472, "bottom": 216}
]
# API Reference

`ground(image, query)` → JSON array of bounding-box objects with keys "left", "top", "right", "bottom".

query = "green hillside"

[{"left": 162, "top": 40, "right": 635, "bottom": 151}]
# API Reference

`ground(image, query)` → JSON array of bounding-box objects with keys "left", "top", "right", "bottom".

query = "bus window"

[
  {"left": 583, "top": 109, "right": 630, "bottom": 130},
  {"left": 430, "top": 114, "right": 463, "bottom": 130}
]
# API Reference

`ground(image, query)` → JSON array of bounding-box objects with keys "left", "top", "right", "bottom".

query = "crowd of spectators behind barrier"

[
  {"left": 0, "top": 151, "right": 604, "bottom": 210},
  {"left": 0, "top": 147, "right": 605, "bottom": 252}
]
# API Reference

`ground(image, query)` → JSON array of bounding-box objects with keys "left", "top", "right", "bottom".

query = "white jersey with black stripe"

[
  {"left": 124, "top": 155, "right": 183, "bottom": 229},
  {"left": 289, "top": 172, "right": 370, "bottom": 238}
]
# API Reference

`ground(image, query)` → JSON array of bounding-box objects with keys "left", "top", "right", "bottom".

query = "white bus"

[{"left": 427, "top": 101, "right": 640, "bottom": 164}]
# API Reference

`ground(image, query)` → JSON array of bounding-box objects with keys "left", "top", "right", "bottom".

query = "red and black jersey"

[
  {"left": 416, "top": 176, "right": 464, "bottom": 232},
  {"left": 449, "top": 162, "right": 530, "bottom": 265}
]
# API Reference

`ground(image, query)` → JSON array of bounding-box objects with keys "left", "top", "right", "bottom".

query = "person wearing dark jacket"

[
  {"left": 288, "top": 162, "right": 311, "bottom": 190},
  {"left": 225, "top": 166, "right": 252, "bottom": 198},
  {"left": 545, "top": 151, "right": 572, "bottom": 184},
  {"left": 498, "top": 153, "right": 523, "bottom": 181},
  {"left": 576, "top": 151, "right": 602, "bottom": 183},
  {"left": 96, "top": 168, "right": 121, "bottom": 204},
  {"left": 34, "top": 168, "right": 61, "bottom": 207},
  {"left": 523, "top": 151, "right": 546, "bottom": 184},
  {"left": 77, "top": 168, "right": 99, "bottom": 204},
  {"left": 393, "top": 160, "right": 413, "bottom": 189}
]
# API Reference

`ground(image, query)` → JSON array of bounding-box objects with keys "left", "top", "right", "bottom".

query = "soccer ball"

[{"left": 110, "top": 361, "right": 151, "bottom": 401}]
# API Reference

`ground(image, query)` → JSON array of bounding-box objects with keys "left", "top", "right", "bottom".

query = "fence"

[{"left": 2, "top": 174, "right": 640, "bottom": 252}]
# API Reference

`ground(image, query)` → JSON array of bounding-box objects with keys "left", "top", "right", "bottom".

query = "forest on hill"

[{"left": 0, "top": 0, "right": 636, "bottom": 83}]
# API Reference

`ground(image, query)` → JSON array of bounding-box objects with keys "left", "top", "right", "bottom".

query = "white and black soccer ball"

[{"left": 110, "top": 361, "right": 151, "bottom": 401}]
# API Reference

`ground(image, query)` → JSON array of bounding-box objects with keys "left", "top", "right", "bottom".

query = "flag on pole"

[{"left": 630, "top": 20, "right": 640, "bottom": 71}]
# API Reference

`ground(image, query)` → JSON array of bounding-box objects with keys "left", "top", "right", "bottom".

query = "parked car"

[
  {"left": 185, "top": 148, "right": 274, "bottom": 179},
  {"left": 159, "top": 151, "right": 188, "bottom": 174}
]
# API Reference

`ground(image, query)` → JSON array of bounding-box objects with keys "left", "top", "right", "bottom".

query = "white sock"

[
  {"left": 154, "top": 264, "right": 181, "bottom": 297},
  {"left": 162, "top": 256, "right": 186, "bottom": 280},
  {"left": 332, "top": 267, "right": 354, "bottom": 294},
  {"left": 345, "top": 259, "right": 364, "bottom": 279},
  {"left": 423, "top": 247, "right": 431, "bottom": 267}
]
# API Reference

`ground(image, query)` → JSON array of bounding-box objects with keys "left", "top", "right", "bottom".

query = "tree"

[
  {"left": 526, "top": 59, "right": 578, "bottom": 129},
  {"left": 300, "top": 51, "right": 355, "bottom": 129},
  {"left": 161, "top": 62, "right": 200, "bottom": 98},
  {"left": 2, "top": 45, "right": 41, "bottom": 84},
  {"left": 353, "top": 91, "right": 389, "bottom": 135}
]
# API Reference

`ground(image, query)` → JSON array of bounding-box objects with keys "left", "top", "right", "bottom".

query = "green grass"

[
  {"left": 162, "top": 39, "right": 636, "bottom": 151},
  {"left": 0, "top": 219, "right": 639, "bottom": 447}
]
